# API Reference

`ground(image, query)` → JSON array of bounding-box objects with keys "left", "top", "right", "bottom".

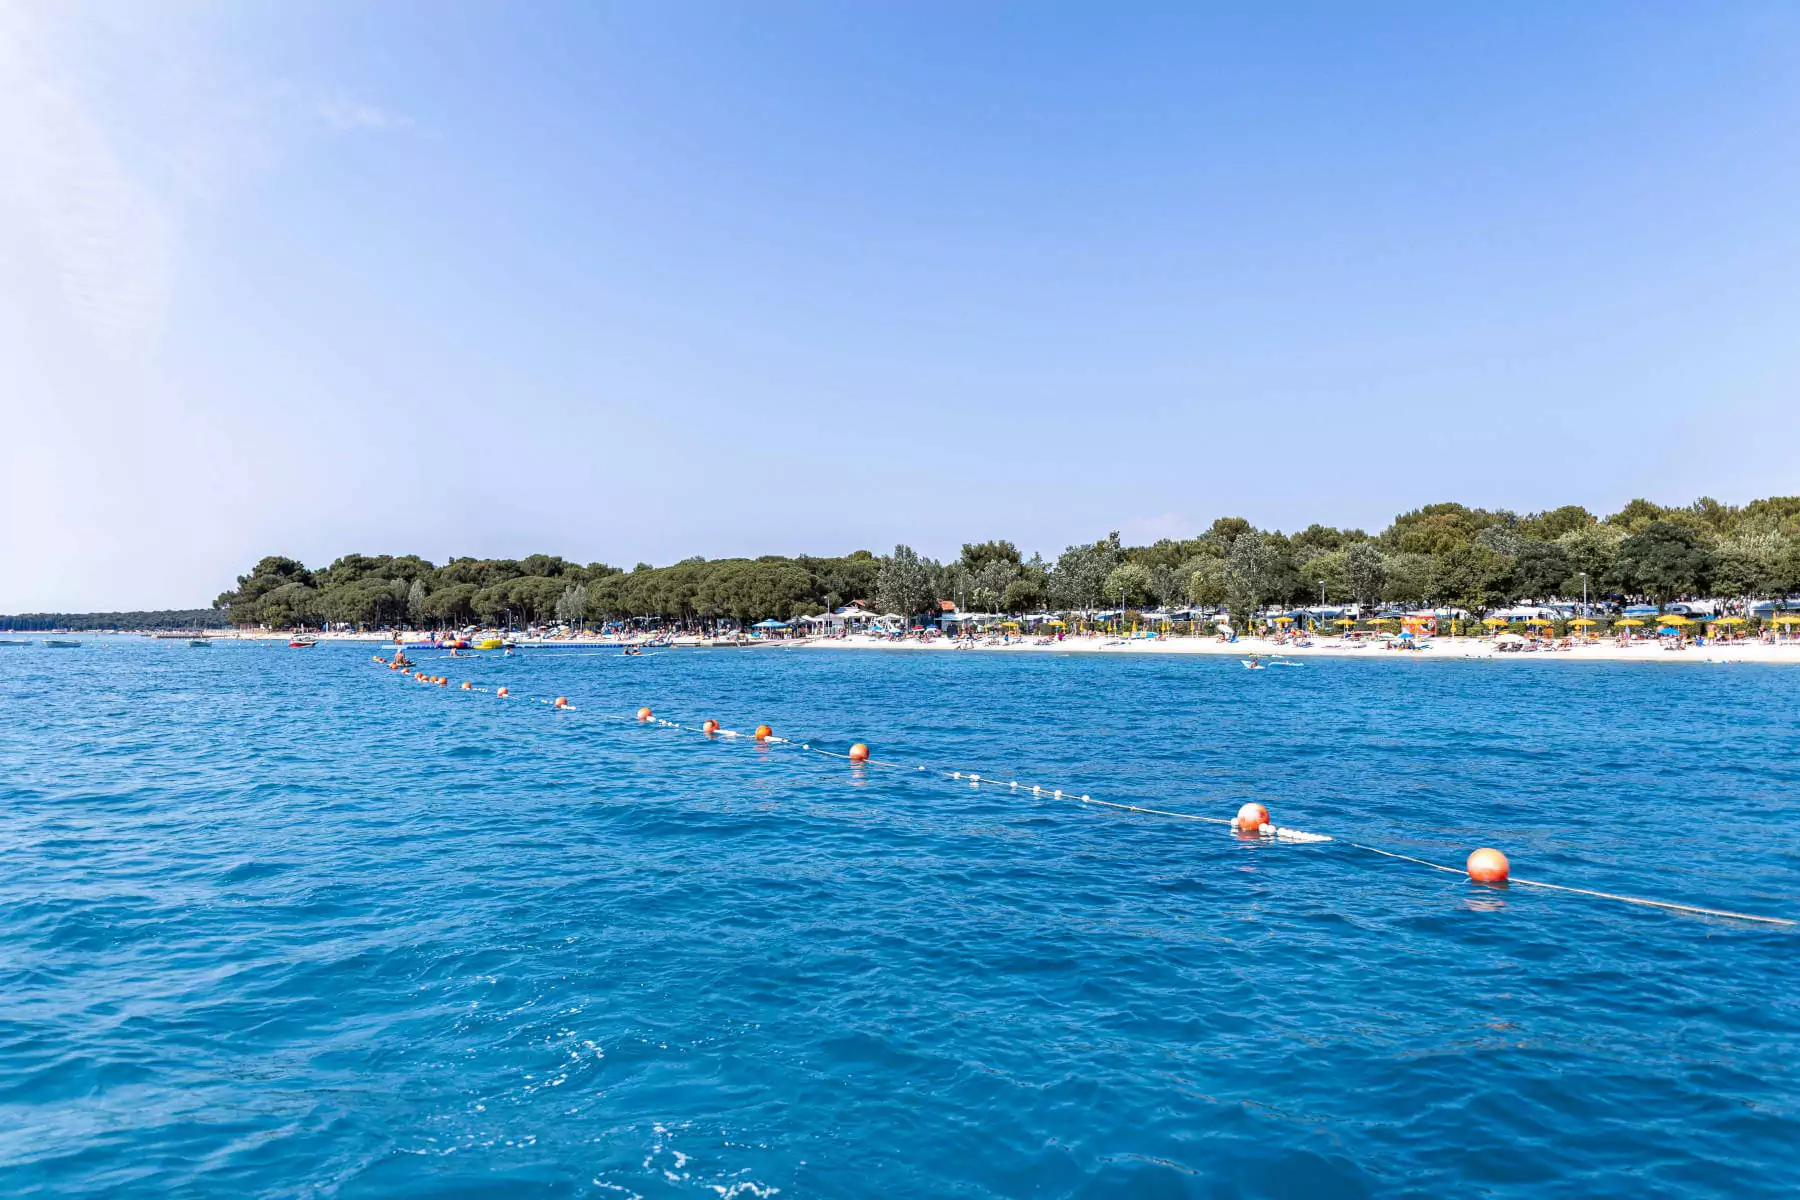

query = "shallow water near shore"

[{"left": 2, "top": 638, "right": 1798, "bottom": 1197}]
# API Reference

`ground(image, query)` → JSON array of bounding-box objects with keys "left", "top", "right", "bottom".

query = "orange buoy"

[
  {"left": 437, "top": 677, "right": 447, "bottom": 686},
  {"left": 461, "top": 681, "right": 472, "bottom": 690},
  {"left": 1467, "top": 847, "right": 1510, "bottom": 883},
  {"left": 848, "top": 743, "right": 870, "bottom": 763},
  {"left": 554, "top": 696, "right": 568, "bottom": 709},
  {"left": 754, "top": 724, "right": 772, "bottom": 741},
  {"left": 496, "top": 687, "right": 509, "bottom": 698},
  {"left": 1235, "top": 802, "right": 1270, "bottom": 832},
  {"left": 702, "top": 719, "right": 719, "bottom": 734},
  {"left": 637, "top": 706, "right": 653, "bottom": 721}
]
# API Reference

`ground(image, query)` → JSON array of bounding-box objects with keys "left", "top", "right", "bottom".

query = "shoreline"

[
  {"left": 197, "top": 629, "right": 1800, "bottom": 664},
  {"left": 789, "top": 632, "right": 1799, "bottom": 663}
]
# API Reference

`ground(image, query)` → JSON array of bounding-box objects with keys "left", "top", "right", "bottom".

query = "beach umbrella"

[
  {"left": 1660, "top": 615, "right": 1691, "bottom": 626},
  {"left": 1714, "top": 616, "right": 1745, "bottom": 625},
  {"left": 1570, "top": 617, "right": 1597, "bottom": 627},
  {"left": 1525, "top": 618, "right": 1552, "bottom": 627},
  {"left": 1775, "top": 615, "right": 1800, "bottom": 625},
  {"left": 1483, "top": 616, "right": 1508, "bottom": 627},
  {"left": 1613, "top": 618, "right": 1644, "bottom": 626},
  {"left": 1334, "top": 618, "right": 1356, "bottom": 627}
]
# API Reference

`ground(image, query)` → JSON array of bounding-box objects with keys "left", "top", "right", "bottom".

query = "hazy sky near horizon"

[{"left": 4, "top": 2, "right": 1800, "bottom": 610}]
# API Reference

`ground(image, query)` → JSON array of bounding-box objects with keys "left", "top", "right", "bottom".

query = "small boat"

[
  {"left": 189, "top": 638, "right": 212, "bottom": 648},
  {"left": 45, "top": 639, "right": 83, "bottom": 648},
  {"left": 0, "top": 638, "right": 27, "bottom": 646},
  {"left": 475, "top": 638, "right": 505, "bottom": 650},
  {"left": 288, "top": 638, "right": 317, "bottom": 648}
]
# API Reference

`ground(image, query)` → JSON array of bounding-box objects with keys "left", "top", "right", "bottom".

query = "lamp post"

[{"left": 1581, "top": 572, "right": 1588, "bottom": 618}]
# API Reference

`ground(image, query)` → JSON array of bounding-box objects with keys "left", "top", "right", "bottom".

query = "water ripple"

[{"left": 0, "top": 640, "right": 1795, "bottom": 1197}]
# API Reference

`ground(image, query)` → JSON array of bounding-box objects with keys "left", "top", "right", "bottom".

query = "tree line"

[
  {"left": 214, "top": 495, "right": 1800, "bottom": 629},
  {"left": 0, "top": 609, "right": 230, "bottom": 632}
]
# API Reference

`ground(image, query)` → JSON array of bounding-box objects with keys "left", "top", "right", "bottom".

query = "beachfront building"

[{"left": 798, "top": 605, "right": 904, "bottom": 635}]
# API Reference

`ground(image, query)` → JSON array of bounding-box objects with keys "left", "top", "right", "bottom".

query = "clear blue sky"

[{"left": 4, "top": 2, "right": 1798, "bottom": 608}]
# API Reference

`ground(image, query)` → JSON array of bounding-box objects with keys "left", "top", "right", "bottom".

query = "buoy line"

[
  {"left": 1342, "top": 842, "right": 1793, "bottom": 925},
  {"left": 367, "top": 656, "right": 1796, "bottom": 928}
]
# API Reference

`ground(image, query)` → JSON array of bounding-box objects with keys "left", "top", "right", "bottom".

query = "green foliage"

[
  {"left": 1295, "top": 549, "right": 1348, "bottom": 603},
  {"left": 1383, "top": 502, "right": 1501, "bottom": 555},
  {"left": 1223, "top": 531, "right": 1287, "bottom": 620},
  {"left": 1613, "top": 522, "right": 1714, "bottom": 602},
  {"left": 1186, "top": 558, "right": 1228, "bottom": 607},
  {"left": 1512, "top": 540, "right": 1571, "bottom": 600},
  {"left": 1345, "top": 543, "right": 1386, "bottom": 607},
  {"left": 211, "top": 493, "right": 1800, "bottom": 629},
  {"left": 1519, "top": 506, "right": 1595, "bottom": 540},
  {"left": 1379, "top": 553, "right": 1434, "bottom": 605},
  {"left": 1556, "top": 523, "right": 1624, "bottom": 585},
  {"left": 876, "top": 545, "right": 940, "bottom": 618},
  {"left": 0, "top": 609, "right": 230, "bottom": 631},
  {"left": 215, "top": 549, "right": 877, "bottom": 628},
  {"left": 1102, "top": 562, "right": 1153, "bottom": 607},
  {"left": 1000, "top": 575, "right": 1046, "bottom": 613},
  {"left": 1427, "top": 544, "right": 1514, "bottom": 613},
  {"left": 1605, "top": 498, "right": 1668, "bottom": 532},
  {"left": 1050, "top": 533, "right": 1122, "bottom": 610},
  {"left": 1289, "top": 523, "right": 1364, "bottom": 557},
  {"left": 959, "top": 540, "right": 1021, "bottom": 573}
]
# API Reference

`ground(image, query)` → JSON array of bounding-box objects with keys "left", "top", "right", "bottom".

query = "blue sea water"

[{"left": 2, "top": 638, "right": 1797, "bottom": 1198}]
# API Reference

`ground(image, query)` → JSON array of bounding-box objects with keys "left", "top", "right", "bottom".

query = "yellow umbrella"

[
  {"left": 1483, "top": 616, "right": 1508, "bottom": 627},
  {"left": 1660, "top": 615, "right": 1690, "bottom": 626},
  {"left": 1334, "top": 618, "right": 1356, "bottom": 626},
  {"left": 1613, "top": 618, "right": 1644, "bottom": 627},
  {"left": 1775, "top": 615, "right": 1800, "bottom": 625},
  {"left": 1525, "top": 618, "right": 1553, "bottom": 627},
  {"left": 1271, "top": 616, "right": 1294, "bottom": 625},
  {"left": 1713, "top": 616, "right": 1745, "bottom": 625},
  {"left": 1570, "top": 618, "right": 1597, "bottom": 627}
]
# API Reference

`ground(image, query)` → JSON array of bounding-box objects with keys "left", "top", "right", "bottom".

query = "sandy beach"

[
  {"left": 215, "top": 628, "right": 1800, "bottom": 664},
  {"left": 791, "top": 632, "right": 1800, "bottom": 664}
]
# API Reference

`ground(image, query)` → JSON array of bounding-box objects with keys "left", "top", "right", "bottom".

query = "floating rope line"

[
  {"left": 1341, "top": 841, "right": 1793, "bottom": 926},
  {"left": 368, "top": 656, "right": 1794, "bottom": 928}
]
